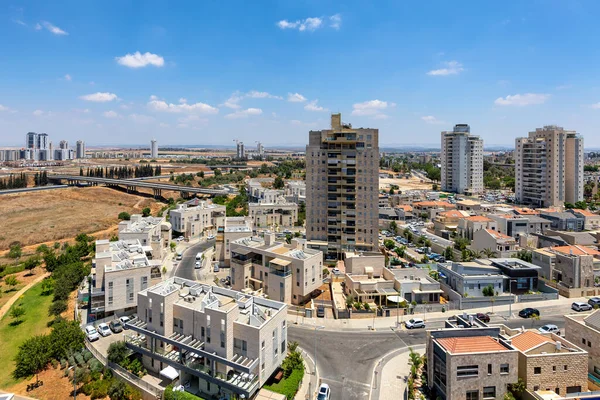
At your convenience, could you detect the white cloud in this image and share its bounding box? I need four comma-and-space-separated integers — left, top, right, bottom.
304, 100, 327, 112
277, 14, 341, 31
291, 120, 302, 125
222, 92, 243, 109
159, 123, 170, 128
33, 109, 52, 117
129, 113, 155, 123
177, 123, 189, 129
287, 93, 307, 102
421, 115, 445, 124
178, 115, 205, 124
116, 52, 165, 68
556, 84, 572, 90
41, 21, 68, 35
34, 23, 42, 30
221, 91, 282, 109
103, 110, 120, 119
13, 19, 27, 26
590, 103, 600, 109
148, 97, 219, 114
494, 93, 550, 106
246, 90, 282, 100
329, 14, 342, 29
0, 104, 16, 113
225, 108, 263, 119
351, 99, 395, 118
64, 74, 72, 81
119, 104, 130, 110
427, 60, 464, 76
72, 108, 90, 114
179, 98, 187, 104
80, 92, 118, 102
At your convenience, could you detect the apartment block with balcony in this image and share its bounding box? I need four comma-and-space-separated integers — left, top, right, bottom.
118, 214, 172, 260
515, 126, 584, 208
215, 217, 253, 267
440, 124, 484, 196
306, 113, 379, 259
284, 180, 306, 204
565, 310, 600, 383
87, 239, 161, 320
169, 201, 226, 239
229, 233, 322, 305
125, 278, 288, 399
249, 199, 298, 230
533, 245, 600, 289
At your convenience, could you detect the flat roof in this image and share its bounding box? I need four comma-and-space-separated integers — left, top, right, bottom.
436, 336, 508, 354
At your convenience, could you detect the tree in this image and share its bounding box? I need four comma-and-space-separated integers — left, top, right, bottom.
508, 378, 526, 399
574, 200, 588, 210
118, 212, 131, 221
108, 379, 135, 400
141, 207, 151, 217
108, 341, 129, 364
444, 246, 455, 261
512, 249, 532, 263
482, 248, 497, 258
8, 243, 22, 264
564, 202, 575, 209
281, 341, 304, 377
23, 256, 40, 274
13, 335, 50, 380
48, 320, 85, 360
389, 221, 398, 235
383, 239, 395, 250
461, 249, 473, 262
169, 242, 177, 252
36, 244, 50, 255
4, 275, 19, 289
10, 306, 25, 323
453, 236, 470, 251
273, 176, 285, 189
394, 246, 406, 258
531, 312, 540, 328
49, 300, 68, 316
482, 285, 495, 296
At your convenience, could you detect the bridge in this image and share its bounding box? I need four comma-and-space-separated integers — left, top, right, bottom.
48, 175, 228, 198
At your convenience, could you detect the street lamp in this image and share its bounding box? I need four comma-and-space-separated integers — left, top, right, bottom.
68, 366, 77, 400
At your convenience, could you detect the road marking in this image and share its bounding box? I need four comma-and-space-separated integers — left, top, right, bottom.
321, 377, 371, 389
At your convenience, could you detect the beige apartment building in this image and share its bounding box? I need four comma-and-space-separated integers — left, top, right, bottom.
215, 217, 253, 267
533, 245, 600, 288
249, 199, 298, 229
89, 239, 161, 320
306, 113, 379, 259
229, 233, 322, 305
118, 214, 171, 259
169, 201, 226, 239
565, 310, 600, 381
125, 278, 288, 399
440, 124, 484, 195
457, 216, 497, 240
515, 126, 584, 207
472, 229, 517, 258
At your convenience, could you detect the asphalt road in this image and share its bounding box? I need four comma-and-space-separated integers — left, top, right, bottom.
172, 239, 216, 281
289, 313, 567, 400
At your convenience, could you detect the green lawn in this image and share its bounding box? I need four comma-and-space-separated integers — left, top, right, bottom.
263, 367, 304, 400
0, 278, 53, 388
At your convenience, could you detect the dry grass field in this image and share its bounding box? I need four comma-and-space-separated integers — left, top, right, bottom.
0, 187, 162, 252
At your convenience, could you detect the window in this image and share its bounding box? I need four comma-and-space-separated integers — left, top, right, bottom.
582, 338, 587, 345
487, 364, 492, 375
483, 387, 496, 399
534, 367, 542, 375
108, 282, 113, 306
466, 390, 479, 400
564, 365, 568, 371
126, 278, 134, 303
141, 276, 148, 291
500, 364, 509, 374
457, 365, 479, 377
553, 365, 556, 372
589, 342, 592, 348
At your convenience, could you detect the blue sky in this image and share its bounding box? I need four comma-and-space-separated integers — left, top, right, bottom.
2, 0, 600, 148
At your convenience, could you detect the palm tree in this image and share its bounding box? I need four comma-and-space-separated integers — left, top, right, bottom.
470, 250, 483, 259
482, 248, 497, 258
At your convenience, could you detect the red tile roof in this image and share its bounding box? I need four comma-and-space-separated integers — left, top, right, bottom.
485, 229, 514, 240
511, 331, 553, 352
467, 216, 493, 222
552, 245, 600, 257
572, 209, 597, 217
414, 201, 456, 208
436, 336, 508, 354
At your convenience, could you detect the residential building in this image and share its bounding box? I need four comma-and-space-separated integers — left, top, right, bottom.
533, 245, 600, 288
247, 179, 282, 203
284, 180, 306, 204
440, 124, 484, 195
539, 210, 584, 232
215, 217, 253, 267
515, 126, 584, 207
456, 199, 482, 212
433, 210, 470, 236
489, 214, 551, 239
306, 113, 379, 259
509, 330, 588, 394
230, 233, 322, 304
472, 229, 517, 258
118, 214, 171, 259
488, 258, 540, 294
565, 310, 600, 382
438, 262, 505, 297
125, 278, 288, 399
150, 139, 158, 159
568, 209, 600, 230
76, 140, 86, 159
236, 141, 245, 159
249, 199, 298, 229
89, 239, 161, 320
169, 201, 226, 239
457, 216, 497, 240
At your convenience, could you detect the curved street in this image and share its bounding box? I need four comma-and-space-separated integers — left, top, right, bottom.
172, 238, 216, 281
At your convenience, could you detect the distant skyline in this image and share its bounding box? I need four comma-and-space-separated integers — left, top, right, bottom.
2, 1, 600, 146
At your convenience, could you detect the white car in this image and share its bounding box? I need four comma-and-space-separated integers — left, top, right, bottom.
119, 316, 131, 328
572, 302, 593, 312
405, 318, 426, 329
195, 261, 201, 269
538, 324, 560, 334
207, 235, 215, 240
317, 383, 331, 400
85, 325, 100, 342
97, 323, 112, 337
331, 268, 340, 274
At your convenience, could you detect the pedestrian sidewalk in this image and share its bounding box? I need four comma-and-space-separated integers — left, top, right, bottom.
289, 294, 580, 332
0, 272, 50, 320
374, 345, 425, 400
295, 347, 319, 400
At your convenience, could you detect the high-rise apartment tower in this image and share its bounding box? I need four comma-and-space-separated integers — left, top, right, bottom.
306, 113, 379, 259
76, 140, 86, 159
440, 124, 484, 195
515, 125, 583, 207
150, 139, 158, 159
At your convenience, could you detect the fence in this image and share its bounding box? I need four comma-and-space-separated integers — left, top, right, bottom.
85, 341, 164, 400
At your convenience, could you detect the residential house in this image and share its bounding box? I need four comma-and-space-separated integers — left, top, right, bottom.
248, 198, 298, 229
438, 262, 505, 297
413, 200, 456, 220
433, 210, 470, 236
565, 310, 600, 382
118, 214, 171, 260
169, 201, 226, 239
568, 209, 600, 230
472, 229, 517, 258
539, 210, 584, 232
215, 217, 253, 267
489, 214, 551, 239
533, 245, 600, 288
457, 216, 497, 240
456, 199, 482, 212
284, 180, 306, 204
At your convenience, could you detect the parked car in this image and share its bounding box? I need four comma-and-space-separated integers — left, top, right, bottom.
405, 318, 426, 329
109, 320, 123, 333
119, 316, 131, 328
332, 268, 340, 274
518, 308, 540, 318
475, 313, 490, 323
85, 325, 100, 342
572, 302, 593, 312
195, 260, 201, 269
97, 323, 111, 337
317, 307, 325, 318
207, 235, 215, 240
588, 297, 600, 308
538, 324, 560, 334
317, 383, 331, 400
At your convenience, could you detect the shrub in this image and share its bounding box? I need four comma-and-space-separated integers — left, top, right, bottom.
164, 385, 205, 400
108, 341, 129, 364
13, 335, 51, 379
264, 367, 304, 399
89, 359, 103, 373
49, 300, 68, 316
51, 359, 59, 369
60, 359, 67, 369
83, 350, 93, 362
118, 212, 131, 221
75, 353, 85, 366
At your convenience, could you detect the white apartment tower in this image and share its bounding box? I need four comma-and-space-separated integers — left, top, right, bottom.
306, 113, 379, 259
76, 140, 86, 159
236, 141, 245, 159
440, 124, 484, 195
515, 125, 584, 207
150, 139, 158, 159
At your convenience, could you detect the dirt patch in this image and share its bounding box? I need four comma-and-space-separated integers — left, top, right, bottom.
6, 366, 93, 400
379, 176, 433, 192
0, 187, 163, 252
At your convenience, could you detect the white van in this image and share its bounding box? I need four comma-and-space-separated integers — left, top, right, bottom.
176, 251, 183, 260
196, 253, 203, 261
